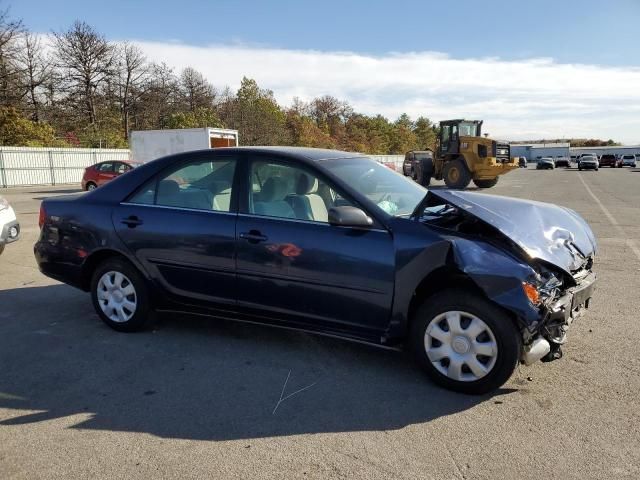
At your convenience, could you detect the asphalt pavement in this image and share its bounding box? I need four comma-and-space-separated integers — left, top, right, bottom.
1, 165, 639, 479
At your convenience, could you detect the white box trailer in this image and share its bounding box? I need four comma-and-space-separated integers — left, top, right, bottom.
130, 127, 239, 163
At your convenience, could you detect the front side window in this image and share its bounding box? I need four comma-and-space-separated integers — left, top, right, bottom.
115, 163, 131, 174
249, 160, 354, 223
128, 157, 236, 212
441, 126, 451, 143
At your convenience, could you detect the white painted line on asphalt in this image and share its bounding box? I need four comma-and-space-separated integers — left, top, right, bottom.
577, 173, 640, 261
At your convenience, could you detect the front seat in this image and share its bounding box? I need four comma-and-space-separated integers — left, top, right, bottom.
253, 177, 295, 218
290, 173, 328, 222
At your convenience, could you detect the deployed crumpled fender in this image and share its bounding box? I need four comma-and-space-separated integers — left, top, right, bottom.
445, 236, 541, 328
386, 218, 541, 342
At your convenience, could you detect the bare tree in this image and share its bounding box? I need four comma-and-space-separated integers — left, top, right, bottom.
179, 67, 215, 111
116, 42, 147, 139
53, 21, 114, 125
0, 7, 23, 106
16, 33, 51, 121
138, 62, 179, 129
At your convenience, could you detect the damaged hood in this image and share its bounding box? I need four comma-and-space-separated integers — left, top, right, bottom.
429, 190, 597, 274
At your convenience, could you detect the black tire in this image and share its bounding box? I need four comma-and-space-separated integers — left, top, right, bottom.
86, 182, 97, 191
409, 289, 521, 394
0, 244, 4, 256
472, 177, 499, 189
90, 257, 154, 332
413, 160, 433, 187
443, 159, 472, 189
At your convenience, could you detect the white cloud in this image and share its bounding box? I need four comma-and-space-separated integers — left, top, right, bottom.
134, 40, 640, 143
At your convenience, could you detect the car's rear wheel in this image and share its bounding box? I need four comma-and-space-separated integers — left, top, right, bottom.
0, 244, 4, 256
410, 289, 521, 394
90, 258, 154, 332
86, 182, 97, 191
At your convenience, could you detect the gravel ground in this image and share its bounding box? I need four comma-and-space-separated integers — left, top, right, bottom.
1, 165, 639, 479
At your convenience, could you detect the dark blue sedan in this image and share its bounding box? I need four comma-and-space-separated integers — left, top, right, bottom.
35, 147, 597, 394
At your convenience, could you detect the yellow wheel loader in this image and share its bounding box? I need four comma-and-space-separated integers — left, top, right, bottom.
403, 119, 518, 189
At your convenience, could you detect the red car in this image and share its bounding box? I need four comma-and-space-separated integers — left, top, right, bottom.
598, 154, 617, 168
81, 160, 140, 191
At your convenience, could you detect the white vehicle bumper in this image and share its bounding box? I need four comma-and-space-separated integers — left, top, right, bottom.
0, 206, 20, 245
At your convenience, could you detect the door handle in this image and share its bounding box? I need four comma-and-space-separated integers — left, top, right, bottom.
239, 230, 268, 243
121, 215, 143, 228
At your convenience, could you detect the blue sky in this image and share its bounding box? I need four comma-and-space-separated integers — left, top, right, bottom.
15, 0, 639, 65
12, 0, 640, 141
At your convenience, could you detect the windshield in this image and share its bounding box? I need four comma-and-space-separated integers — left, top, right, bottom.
322, 157, 426, 217
458, 122, 479, 136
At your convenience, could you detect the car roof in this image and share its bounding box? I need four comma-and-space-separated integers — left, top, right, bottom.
211, 146, 364, 161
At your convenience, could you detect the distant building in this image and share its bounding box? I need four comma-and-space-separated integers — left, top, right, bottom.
511, 142, 640, 160
570, 145, 640, 157
510, 143, 570, 161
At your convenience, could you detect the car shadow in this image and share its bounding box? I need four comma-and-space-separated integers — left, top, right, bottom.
0, 284, 514, 441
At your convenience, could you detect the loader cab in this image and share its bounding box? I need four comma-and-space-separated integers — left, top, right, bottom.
438, 119, 483, 156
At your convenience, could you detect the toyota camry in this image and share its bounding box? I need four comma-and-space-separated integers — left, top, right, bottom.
35, 147, 597, 394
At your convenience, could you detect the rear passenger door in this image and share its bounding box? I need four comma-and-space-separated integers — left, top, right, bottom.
114, 153, 239, 309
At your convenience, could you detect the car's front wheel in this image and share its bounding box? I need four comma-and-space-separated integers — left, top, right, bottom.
410, 289, 521, 394
90, 258, 154, 332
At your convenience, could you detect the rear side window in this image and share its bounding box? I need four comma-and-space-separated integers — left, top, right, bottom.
98, 162, 114, 172
128, 157, 237, 212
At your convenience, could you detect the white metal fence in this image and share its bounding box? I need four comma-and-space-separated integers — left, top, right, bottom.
0, 148, 403, 188
0, 146, 131, 188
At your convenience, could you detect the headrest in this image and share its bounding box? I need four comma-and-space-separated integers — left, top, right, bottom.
295, 173, 319, 195
158, 179, 179, 197
261, 176, 289, 201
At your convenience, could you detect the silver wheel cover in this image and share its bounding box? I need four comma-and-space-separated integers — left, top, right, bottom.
97, 271, 137, 323
424, 311, 498, 382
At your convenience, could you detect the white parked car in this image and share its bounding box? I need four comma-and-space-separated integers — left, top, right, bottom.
0, 195, 20, 255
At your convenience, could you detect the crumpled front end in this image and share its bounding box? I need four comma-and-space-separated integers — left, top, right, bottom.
416, 190, 598, 366
522, 258, 596, 363
447, 236, 597, 365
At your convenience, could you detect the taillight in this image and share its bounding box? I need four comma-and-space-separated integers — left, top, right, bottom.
38, 204, 46, 229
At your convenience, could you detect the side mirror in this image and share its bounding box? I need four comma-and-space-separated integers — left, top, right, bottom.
328, 206, 373, 228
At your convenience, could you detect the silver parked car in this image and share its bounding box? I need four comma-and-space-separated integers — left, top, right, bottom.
620, 154, 637, 167
536, 157, 555, 170
578, 155, 599, 171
